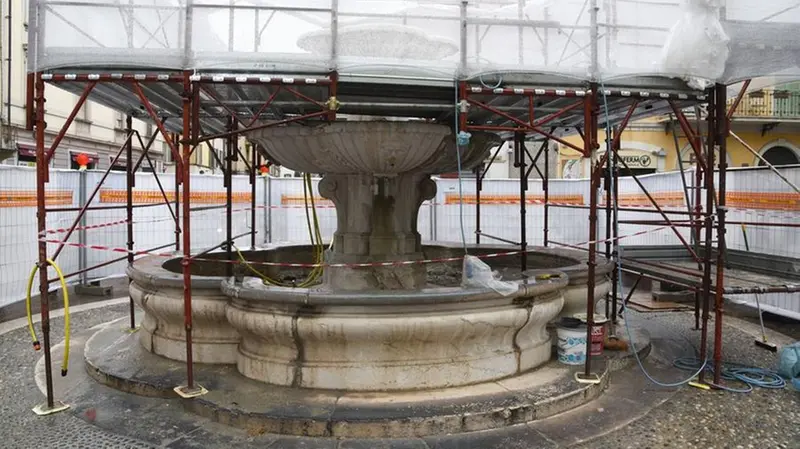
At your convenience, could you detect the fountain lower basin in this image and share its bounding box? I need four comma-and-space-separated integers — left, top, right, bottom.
128, 242, 611, 391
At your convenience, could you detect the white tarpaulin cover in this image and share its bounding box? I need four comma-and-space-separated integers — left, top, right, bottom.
27, 0, 800, 86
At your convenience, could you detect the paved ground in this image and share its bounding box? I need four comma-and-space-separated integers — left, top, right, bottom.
574, 311, 800, 449
0, 295, 797, 448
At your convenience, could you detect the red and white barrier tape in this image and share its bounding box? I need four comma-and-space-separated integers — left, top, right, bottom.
40, 219, 130, 236
37, 223, 675, 268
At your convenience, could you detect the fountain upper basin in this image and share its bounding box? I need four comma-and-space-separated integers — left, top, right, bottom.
250, 121, 498, 175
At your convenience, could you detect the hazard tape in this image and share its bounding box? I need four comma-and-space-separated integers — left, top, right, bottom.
37, 223, 676, 269
40, 219, 130, 236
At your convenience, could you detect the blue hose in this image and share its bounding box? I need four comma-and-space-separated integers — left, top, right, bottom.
673, 357, 786, 392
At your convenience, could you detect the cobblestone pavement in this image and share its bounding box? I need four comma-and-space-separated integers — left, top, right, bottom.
0, 304, 154, 448
574, 311, 800, 449
0, 303, 797, 448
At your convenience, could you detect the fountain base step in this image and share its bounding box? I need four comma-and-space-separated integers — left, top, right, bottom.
84, 319, 651, 439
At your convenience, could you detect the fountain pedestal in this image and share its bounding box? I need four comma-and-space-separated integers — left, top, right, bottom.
319, 172, 436, 290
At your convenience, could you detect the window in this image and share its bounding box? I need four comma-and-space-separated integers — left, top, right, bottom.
759, 146, 800, 167
16, 144, 36, 166
110, 157, 128, 172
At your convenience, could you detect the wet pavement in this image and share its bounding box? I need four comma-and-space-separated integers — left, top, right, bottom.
0, 295, 797, 448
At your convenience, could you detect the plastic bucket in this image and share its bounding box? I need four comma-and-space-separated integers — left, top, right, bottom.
556, 317, 587, 365
574, 313, 609, 356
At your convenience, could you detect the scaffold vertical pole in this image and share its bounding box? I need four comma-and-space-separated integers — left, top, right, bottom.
543, 139, 550, 247
251, 145, 258, 249
604, 127, 612, 318
610, 126, 620, 324
174, 133, 181, 252
126, 114, 135, 329
34, 72, 55, 410
514, 132, 528, 272
699, 88, 716, 383
712, 83, 728, 384
226, 116, 234, 277
584, 84, 598, 378
179, 71, 197, 395
475, 164, 481, 245
692, 106, 704, 330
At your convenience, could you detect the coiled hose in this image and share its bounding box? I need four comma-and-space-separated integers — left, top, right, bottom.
236, 173, 325, 287
673, 357, 786, 392
26, 258, 71, 376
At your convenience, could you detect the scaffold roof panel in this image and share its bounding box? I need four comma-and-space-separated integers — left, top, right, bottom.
27, 1, 800, 88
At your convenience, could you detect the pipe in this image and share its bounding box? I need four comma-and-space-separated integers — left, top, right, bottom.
730, 131, 800, 195
475, 165, 481, 245
126, 114, 135, 329
26, 73, 34, 131
712, 83, 728, 385
51, 133, 135, 261
610, 126, 620, 324
692, 106, 704, 330
175, 143, 181, 252
44, 82, 97, 165
6, 0, 10, 130
474, 231, 519, 246
549, 204, 703, 216
584, 85, 598, 378
26, 259, 70, 376
251, 145, 258, 249
604, 133, 613, 323
543, 139, 550, 247
78, 169, 87, 284
517, 133, 528, 273
34, 73, 55, 408
46, 202, 164, 213
50, 243, 174, 283
698, 87, 716, 384
181, 71, 194, 389
226, 117, 234, 277
143, 153, 178, 225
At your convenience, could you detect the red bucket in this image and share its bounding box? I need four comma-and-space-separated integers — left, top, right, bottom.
574, 313, 609, 356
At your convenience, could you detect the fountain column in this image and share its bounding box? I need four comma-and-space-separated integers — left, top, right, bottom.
319, 172, 436, 290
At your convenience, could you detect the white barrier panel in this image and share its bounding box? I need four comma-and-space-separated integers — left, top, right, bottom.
1, 165, 798, 319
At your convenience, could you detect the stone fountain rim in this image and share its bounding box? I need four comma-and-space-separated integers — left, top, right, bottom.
126, 241, 611, 290
221, 270, 568, 308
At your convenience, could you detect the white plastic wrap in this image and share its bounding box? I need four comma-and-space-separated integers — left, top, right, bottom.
659, 0, 730, 90
26, 0, 800, 86
461, 255, 519, 297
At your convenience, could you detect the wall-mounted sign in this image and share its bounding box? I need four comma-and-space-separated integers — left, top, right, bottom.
606, 149, 657, 169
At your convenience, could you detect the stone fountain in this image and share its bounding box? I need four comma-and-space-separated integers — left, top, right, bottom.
128, 120, 614, 393
221, 120, 569, 391
110, 116, 619, 438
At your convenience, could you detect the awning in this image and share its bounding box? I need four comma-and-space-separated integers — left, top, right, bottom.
16, 143, 36, 157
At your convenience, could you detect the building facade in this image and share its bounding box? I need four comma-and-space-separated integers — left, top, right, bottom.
555, 86, 800, 178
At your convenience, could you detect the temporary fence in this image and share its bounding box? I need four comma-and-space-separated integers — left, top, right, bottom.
1, 164, 798, 316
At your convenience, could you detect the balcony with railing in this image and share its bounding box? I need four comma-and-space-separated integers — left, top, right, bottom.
729, 89, 800, 120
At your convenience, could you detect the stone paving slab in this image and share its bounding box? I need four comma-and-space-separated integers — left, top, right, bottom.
10, 299, 797, 448
80, 317, 650, 439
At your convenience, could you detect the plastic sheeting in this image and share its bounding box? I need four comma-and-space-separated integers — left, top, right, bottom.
26, 1, 800, 86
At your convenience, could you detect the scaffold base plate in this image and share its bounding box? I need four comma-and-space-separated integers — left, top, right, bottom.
174, 384, 208, 398
32, 400, 70, 416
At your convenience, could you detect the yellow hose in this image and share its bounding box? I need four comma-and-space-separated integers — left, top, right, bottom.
236, 173, 325, 288
25, 259, 71, 377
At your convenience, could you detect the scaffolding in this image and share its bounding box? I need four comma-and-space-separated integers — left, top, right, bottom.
25, 0, 800, 411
